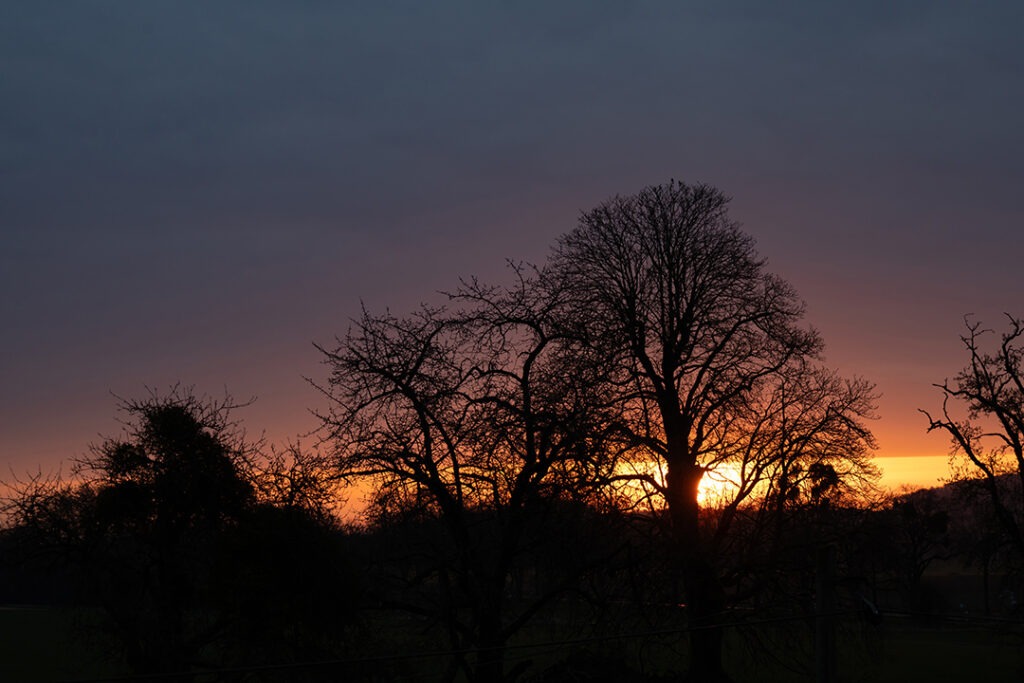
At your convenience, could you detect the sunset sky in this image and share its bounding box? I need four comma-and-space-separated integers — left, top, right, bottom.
3, 3, 1022, 491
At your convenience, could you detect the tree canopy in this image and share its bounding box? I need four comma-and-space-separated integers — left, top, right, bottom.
2, 389, 360, 677
548, 180, 877, 682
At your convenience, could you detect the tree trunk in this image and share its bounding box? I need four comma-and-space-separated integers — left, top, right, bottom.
476, 643, 506, 683
667, 460, 732, 683
682, 556, 730, 683
475, 590, 507, 683
982, 555, 991, 616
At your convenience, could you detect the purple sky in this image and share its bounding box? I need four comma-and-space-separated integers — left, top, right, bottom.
3, 3, 1023, 486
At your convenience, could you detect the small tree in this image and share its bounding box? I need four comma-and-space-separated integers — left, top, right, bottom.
47, 390, 256, 673
922, 315, 1024, 560
2, 389, 360, 678
713, 362, 878, 603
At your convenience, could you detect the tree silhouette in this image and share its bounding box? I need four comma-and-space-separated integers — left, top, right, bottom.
923, 315, 1024, 558
316, 267, 619, 683
549, 180, 876, 682
2, 389, 360, 678
22, 390, 258, 673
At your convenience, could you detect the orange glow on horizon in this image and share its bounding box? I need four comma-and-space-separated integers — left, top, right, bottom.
616, 453, 953, 511
875, 454, 949, 492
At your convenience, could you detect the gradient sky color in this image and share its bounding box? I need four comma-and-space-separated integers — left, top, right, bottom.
3, 3, 1023, 490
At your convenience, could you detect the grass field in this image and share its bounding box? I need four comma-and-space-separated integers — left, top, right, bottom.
1, 605, 1021, 682
0, 606, 125, 682
874, 621, 1023, 683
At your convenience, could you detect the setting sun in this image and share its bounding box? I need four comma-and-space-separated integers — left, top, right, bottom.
614, 460, 744, 508
697, 465, 742, 507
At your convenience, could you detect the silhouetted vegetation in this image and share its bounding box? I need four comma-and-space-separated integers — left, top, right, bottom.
314, 269, 623, 682
3, 183, 1024, 682
547, 181, 878, 682
923, 315, 1024, 561
1, 388, 363, 680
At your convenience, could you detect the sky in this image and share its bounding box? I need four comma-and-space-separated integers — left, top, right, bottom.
3, 2, 1023, 491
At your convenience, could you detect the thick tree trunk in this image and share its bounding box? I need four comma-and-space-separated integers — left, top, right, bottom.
668, 460, 732, 683
476, 643, 506, 683
475, 589, 507, 683
682, 556, 729, 683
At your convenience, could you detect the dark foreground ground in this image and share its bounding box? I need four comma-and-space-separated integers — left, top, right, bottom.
2, 603, 1021, 683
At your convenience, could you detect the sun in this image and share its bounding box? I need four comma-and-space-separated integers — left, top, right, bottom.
697, 464, 741, 507
614, 460, 743, 508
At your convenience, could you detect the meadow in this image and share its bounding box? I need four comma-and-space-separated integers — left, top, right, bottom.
3, 601, 1020, 683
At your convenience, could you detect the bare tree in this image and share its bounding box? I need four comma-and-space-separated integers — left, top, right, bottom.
738, 363, 878, 535
922, 315, 1024, 557
550, 180, 876, 682
699, 362, 877, 598
315, 267, 619, 683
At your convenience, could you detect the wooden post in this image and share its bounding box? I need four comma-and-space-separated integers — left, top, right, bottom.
816, 544, 837, 683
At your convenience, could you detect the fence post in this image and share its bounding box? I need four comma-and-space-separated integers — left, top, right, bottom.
816, 544, 837, 683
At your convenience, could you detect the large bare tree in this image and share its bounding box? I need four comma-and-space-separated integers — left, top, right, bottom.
315, 268, 618, 683
550, 180, 875, 682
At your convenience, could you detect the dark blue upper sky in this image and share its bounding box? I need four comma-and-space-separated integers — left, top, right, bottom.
3, 2, 1023, 482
